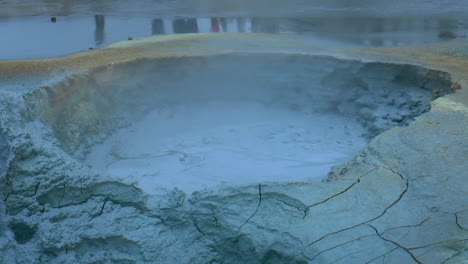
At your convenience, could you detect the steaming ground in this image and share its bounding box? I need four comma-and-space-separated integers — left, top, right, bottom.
85, 101, 366, 194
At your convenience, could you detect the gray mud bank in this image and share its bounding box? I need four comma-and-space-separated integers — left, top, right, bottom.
0, 52, 466, 263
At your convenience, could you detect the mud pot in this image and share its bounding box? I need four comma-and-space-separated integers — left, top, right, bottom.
25, 54, 452, 194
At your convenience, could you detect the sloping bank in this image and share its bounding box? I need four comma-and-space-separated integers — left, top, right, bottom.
0, 34, 466, 263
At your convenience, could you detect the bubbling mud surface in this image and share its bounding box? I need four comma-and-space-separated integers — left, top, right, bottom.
23, 54, 451, 195
85, 101, 366, 193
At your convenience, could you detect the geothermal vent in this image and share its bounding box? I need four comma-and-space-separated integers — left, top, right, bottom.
26, 54, 453, 194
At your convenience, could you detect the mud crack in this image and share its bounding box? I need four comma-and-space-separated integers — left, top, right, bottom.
455, 212, 467, 230
363, 247, 399, 264
89, 198, 108, 220
441, 249, 467, 264
238, 183, 262, 233
304, 233, 375, 262
368, 224, 422, 264
211, 208, 218, 227
303, 175, 409, 250
303, 217, 430, 262
381, 217, 430, 236
303, 167, 377, 219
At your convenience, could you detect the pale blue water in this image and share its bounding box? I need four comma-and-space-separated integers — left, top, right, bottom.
1, 0, 468, 59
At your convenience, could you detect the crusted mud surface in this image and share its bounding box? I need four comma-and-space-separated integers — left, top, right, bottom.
0, 34, 467, 263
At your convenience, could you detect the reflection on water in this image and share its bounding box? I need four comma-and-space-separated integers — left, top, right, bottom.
152, 17, 253, 35
94, 15, 105, 46
0, 14, 467, 59
3, 0, 468, 18
152, 19, 164, 35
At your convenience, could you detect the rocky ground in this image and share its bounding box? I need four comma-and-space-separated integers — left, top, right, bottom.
0, 34, 467, 263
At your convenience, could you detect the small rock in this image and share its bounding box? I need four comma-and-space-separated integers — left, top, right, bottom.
426, 120, 441, 125
438, 31, 457, 39
451, 82, 462, 90
9, 221, 38, 244
390, 117, 404, 122
51, 17, 57, 23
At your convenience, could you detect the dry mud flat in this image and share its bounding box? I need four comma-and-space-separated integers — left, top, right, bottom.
0, 34, 467, 263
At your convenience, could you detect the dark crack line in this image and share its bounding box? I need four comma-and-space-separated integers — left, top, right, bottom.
363, 160, 406, 181
407, 238, 468, 251
303, 181, 358, 219
89, 198, 108, 221
43, 189, 150, 217
161, 239, 178, 250
393, 226, 412, 244
98, 199, 107, 215
10, 201, 35, 216
303, 167, 377, 219
4, 192, 11, 202
304, 178, 409, 249
58, 182, 67, 208
34, 182, 40, 196
304, 223, 365, 251
366, 179, 409, 222
328, 249, 368, 264
368, 224, 422, 264
363, 247, 399, 264
376, 163, 408, 183
440, 249, 467, 264
455, 213, 466, 230
194, 222, 206, 236
305, 233, 376, 262
305, 217, 428, 262
386, 167, 406, 181
210, 208, 218, 227
382, 217, 430, 235
238, 184, 262, 233
273, 198, 303, 212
